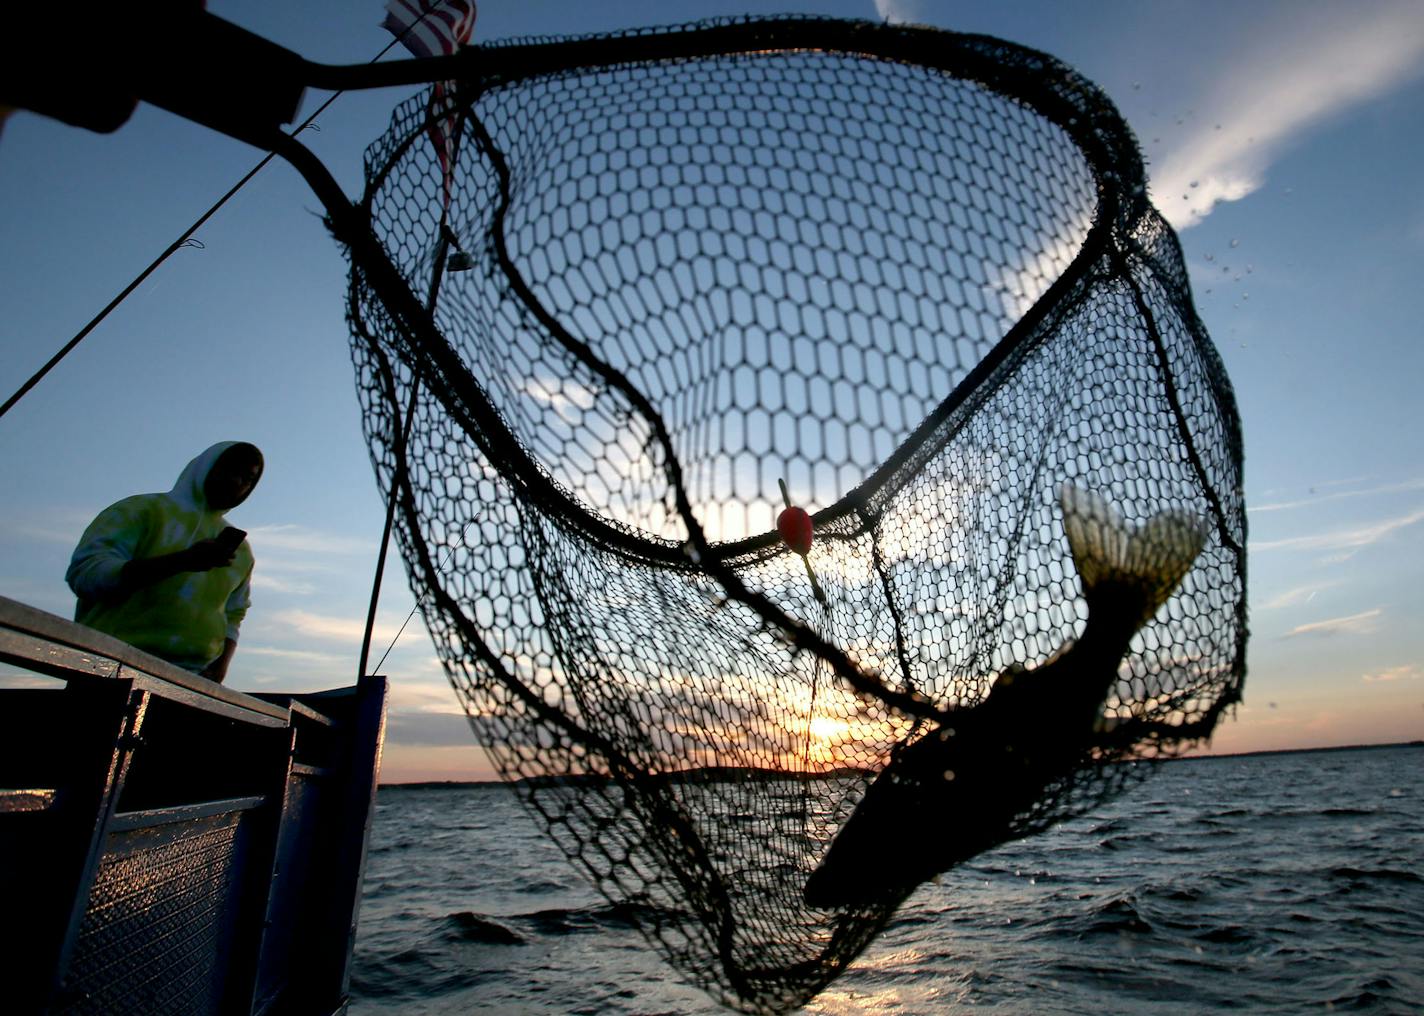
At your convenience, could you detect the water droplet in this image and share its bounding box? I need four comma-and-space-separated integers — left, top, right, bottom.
1229, 238, 1240, 248
1132, 81, 1141, 90
1189, 180, 1199, 189
1204, 253, 1215, 262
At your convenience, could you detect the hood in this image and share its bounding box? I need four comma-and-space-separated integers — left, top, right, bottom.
169, 441, 254, 513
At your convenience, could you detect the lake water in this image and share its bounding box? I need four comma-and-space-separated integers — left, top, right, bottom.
349, 744, 1422, 1014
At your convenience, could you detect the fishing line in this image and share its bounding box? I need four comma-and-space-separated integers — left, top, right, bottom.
369, 531, 468, 675
0, 15, 441, 422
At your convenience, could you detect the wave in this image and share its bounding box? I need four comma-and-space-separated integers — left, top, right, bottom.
348, 946, 489, 1000
1329, 866, 1423, 884
522, 899, 673, 936
350, 745, 1424, 1014
1077, 896, 1153, 937
1097, 831, 1160, 851
1146, 883, 1202, 903
442, 911, 525, 945
1194, 923, 1251, 944
1327, 975, 1405, 1011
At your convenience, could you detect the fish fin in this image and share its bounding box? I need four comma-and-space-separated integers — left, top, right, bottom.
1060, 484, 1207, 625
1060, 485, 1128, 590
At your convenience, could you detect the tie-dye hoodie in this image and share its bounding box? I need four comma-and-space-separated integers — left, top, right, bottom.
66, 442, 255, 672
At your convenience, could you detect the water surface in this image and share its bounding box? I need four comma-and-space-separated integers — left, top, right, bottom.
350, 744, 1423, 1013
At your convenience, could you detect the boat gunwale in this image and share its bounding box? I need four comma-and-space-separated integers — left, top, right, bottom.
0, 594, 291, 724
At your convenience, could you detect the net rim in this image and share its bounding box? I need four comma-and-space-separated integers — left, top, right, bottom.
372, 16, 1149, 567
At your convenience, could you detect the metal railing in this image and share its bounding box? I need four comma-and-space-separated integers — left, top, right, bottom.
0, 595, 387, 1016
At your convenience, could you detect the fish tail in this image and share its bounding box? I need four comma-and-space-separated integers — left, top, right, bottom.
1060, 484, 1207, 625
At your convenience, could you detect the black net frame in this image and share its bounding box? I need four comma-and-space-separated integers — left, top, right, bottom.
277, 17, 1248, 1013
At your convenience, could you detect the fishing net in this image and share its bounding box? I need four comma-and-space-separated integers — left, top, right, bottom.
337, 17, 1246, 1013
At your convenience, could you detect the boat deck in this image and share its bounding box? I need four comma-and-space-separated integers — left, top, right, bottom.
0, 595, 387, 1016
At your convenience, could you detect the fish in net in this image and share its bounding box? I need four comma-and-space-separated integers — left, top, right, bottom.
334, 17, 1247, 1013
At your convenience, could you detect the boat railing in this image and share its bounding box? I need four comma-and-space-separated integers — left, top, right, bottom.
0, 594, 387, 1016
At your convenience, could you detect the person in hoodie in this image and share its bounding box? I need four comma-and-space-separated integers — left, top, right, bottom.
66, 442, 264, 683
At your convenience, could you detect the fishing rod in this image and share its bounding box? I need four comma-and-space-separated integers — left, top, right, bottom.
0, 4, 459, 422
2, 1, 473, 679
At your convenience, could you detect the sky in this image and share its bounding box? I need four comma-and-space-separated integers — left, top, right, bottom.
2, 0, 1422, 782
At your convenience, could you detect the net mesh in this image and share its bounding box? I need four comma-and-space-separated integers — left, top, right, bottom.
339, 18, 1246, 1013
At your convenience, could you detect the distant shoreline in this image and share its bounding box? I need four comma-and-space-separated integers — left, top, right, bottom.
378, 739, 1422, 790
1177, 739, 1423, 763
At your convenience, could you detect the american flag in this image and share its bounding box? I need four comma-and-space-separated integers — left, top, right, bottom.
382, 0, 477, 210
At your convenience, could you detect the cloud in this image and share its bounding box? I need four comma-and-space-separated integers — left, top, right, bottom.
0, 577, 72, 617
0, 671, 57, 689
240, 524, 380, 599
519, 375, 598, 422
386, 710, 478, 747
1256, 582, 1333, 610
246, 524, 371, 556
1282, 608, 1382, 639
273, 608, 406, 646
241, 645, 348, 667
1251, 507, 1424, 554
0, 507, 100, 546
250, 572, 319, 595
1362, 664, 1422, 684
1151, 3, 1424, 228
1251, 477, 1424, 514
873, 0, 925, 24
388, 678, 460, 713
4, 522, 80, 546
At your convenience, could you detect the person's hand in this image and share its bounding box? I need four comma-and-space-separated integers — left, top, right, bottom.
181, 538, 237, 573
119, 540, 237, 594
202, 638, 238, 684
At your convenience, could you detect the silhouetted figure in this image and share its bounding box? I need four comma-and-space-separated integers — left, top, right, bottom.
67, 441, 263, 683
